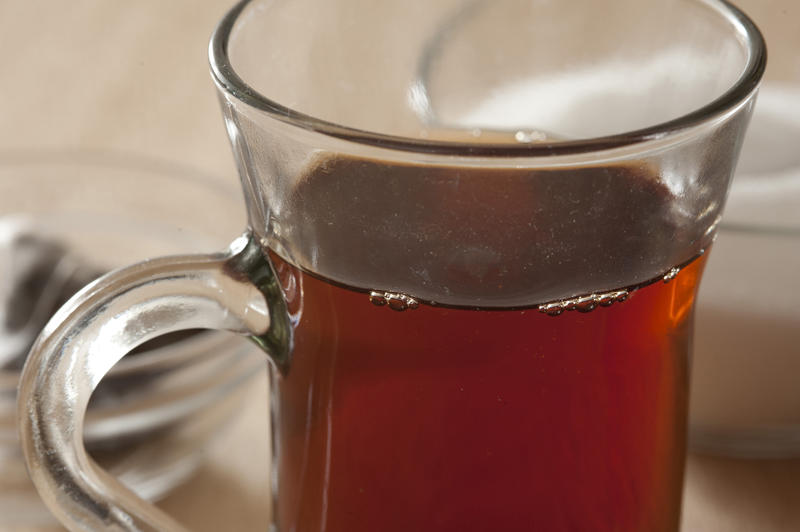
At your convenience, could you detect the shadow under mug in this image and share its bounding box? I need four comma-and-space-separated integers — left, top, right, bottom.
18, 0, 765, 531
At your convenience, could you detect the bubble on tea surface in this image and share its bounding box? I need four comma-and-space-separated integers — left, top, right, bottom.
596, 292, 618, 307
370, 291, 419, 312
369, 291, 388, 307
663, 267, 680, 283
538, 302, 565, 317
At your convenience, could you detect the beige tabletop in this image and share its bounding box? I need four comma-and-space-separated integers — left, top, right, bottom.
3, 1, 800, 530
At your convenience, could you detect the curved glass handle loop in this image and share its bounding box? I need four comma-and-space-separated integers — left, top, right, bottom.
17, 232, 289, 531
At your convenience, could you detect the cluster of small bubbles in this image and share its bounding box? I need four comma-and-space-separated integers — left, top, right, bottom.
538, 290, 629, 317
662, 267, 680, 283
369, 291, 419, 311
514, 130, 547, 143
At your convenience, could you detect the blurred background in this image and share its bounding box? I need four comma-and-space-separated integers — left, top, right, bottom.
0, 1, 272, 530
1, 0, 798, 530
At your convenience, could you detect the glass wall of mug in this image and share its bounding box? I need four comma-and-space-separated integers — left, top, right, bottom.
18, 1, 765, 531
689, 0, 800, 458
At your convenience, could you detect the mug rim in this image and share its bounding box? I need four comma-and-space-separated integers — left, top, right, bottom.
209, 0, 766, 157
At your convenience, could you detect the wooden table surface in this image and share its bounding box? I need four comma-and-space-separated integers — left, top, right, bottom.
3, 1, 799, 530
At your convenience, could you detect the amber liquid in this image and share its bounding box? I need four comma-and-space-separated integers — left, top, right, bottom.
269, 252, 705, 532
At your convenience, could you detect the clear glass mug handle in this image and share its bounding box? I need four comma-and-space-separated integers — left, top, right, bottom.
17, 232, 290, 531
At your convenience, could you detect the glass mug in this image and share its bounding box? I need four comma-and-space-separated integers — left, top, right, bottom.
18, 0, 764, 531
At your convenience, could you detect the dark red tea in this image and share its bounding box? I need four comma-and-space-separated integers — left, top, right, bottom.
268, 251, 704, 532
